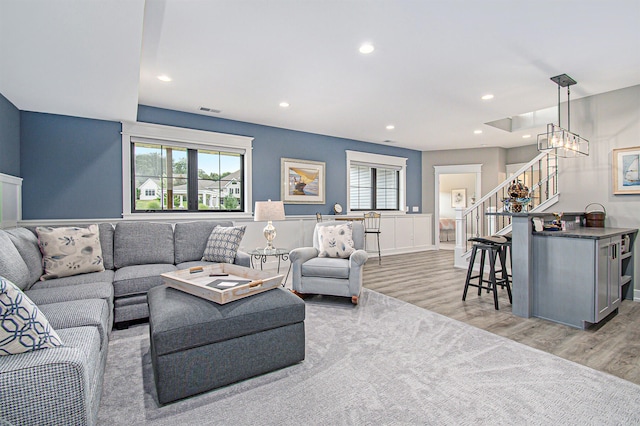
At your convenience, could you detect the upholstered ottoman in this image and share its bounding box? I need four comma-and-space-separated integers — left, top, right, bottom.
147, 285, 306, 404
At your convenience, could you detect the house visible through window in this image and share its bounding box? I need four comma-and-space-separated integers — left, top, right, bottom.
132, 142, 244, 212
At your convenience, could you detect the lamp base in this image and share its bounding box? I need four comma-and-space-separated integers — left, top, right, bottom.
263, 221, 277, 252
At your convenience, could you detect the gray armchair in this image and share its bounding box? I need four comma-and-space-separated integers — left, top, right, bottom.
289, 221, 368, 304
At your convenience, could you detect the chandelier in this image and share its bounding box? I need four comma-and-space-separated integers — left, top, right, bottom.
537, 74, 589, 157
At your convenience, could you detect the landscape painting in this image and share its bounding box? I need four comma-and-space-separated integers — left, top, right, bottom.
613, 147, 640, 195
281, 158, 325, 204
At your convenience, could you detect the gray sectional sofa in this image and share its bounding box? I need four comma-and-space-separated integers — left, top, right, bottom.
0, 220, 249, 426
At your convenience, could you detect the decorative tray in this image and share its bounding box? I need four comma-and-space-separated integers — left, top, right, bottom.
161, 263, 283, 304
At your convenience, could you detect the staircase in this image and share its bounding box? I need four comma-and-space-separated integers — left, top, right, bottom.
453, 151, 559, 269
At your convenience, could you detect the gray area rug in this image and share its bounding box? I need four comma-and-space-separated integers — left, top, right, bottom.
98, 289, 640, 425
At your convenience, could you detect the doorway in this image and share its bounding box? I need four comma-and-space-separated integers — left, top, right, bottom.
433, 164, 482, 251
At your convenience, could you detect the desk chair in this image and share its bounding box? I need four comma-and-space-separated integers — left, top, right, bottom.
363, 211, 381, 264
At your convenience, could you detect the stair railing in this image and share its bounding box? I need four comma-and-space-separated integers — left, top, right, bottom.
454, 152, 558, 266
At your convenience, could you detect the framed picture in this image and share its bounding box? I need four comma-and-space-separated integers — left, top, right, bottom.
281, 158, 325, 204
451, 188, 466, 208
613, 147, 640, 195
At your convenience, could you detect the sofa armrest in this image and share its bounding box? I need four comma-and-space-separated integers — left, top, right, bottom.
0, 346, 91, 425
349, 249, 369, 267
234, 250, 251, 268
289, 247, 319, 265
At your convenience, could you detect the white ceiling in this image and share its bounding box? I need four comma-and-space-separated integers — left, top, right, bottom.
1, 0, 639, 151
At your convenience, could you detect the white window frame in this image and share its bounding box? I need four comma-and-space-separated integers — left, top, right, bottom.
121, 121, 253, 220
346, 150, 407, 214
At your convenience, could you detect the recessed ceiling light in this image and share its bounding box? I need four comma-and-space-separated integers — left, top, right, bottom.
386, 125, 395, 130
481, 94, 494, 100
279, 102, 290, 108
157, 75, 172, 82
359, 43, 375, 54
522, 134, 531, 139
474, 130, 483, 134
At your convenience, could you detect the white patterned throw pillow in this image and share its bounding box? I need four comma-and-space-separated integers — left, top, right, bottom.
36, 225, 105, 280
318, 223, 355, 258
0, 276, 63, 356
202, 225, 246, 263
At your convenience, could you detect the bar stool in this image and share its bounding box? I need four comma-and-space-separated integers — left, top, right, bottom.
462, 236, 512, 310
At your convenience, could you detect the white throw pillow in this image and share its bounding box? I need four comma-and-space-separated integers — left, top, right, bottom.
318, 223, 355, 258
201, 225, 246, 263
0, 276, 63, 356
36, 225, 105, 280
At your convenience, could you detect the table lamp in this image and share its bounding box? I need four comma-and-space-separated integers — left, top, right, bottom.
254, 200, 285, 252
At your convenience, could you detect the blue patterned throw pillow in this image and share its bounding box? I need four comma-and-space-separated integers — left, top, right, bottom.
201, 225, 246, 264
318, 223, 355, 258
0, 276, 63, 356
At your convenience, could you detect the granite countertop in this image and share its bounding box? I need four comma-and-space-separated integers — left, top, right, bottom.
533, 227, 637, 239
487, 211, 585, 217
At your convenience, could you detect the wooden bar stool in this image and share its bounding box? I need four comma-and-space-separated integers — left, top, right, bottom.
462, 236, 512, 310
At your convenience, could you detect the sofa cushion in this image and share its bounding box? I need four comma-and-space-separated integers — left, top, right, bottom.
5, 228, 43, 287
28, 270, 115, 291
114, 222, 174, 268
26, 281, 114, 308
96, 223, 115, 270
201, 225, 246, 264
39, 299, 110, 348
0, 231, 31, 290
174, 220, 234, 264
317, 223, 355, 259
301, 257, 350, 279
36, 225, 105, 280
0, 276, 63, 356
113, 264, 177, 298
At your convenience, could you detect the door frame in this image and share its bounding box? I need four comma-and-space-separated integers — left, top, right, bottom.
433, 164, 482, 250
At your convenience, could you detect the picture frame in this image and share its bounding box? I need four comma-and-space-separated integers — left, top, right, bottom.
281, 158, 325, 204
613, 147, 640, 195
451, 188, 466, 208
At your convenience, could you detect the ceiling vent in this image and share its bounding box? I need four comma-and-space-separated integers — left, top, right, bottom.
198, 106, 221, 114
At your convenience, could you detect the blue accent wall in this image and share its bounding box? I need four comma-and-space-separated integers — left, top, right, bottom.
16, 106, 421, 220
20, 112, 122, 219
0, 93, 20, 176
138, 105, 423, 216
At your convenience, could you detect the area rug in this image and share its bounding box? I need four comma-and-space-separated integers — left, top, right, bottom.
98, 289, 640, 425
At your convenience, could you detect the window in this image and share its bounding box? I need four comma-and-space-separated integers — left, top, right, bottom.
346, 150, 406, 213
122, 122, 253, 218
132, 143, 243, 212
349, 165, 399, 210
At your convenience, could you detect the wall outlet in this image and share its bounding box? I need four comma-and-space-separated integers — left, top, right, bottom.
412, 206, 419, 212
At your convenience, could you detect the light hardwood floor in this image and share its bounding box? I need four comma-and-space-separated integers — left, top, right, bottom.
363, 250, 640, 385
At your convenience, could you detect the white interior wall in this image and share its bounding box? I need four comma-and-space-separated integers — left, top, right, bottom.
439, 173, 477, 218
545, 85, 640, 296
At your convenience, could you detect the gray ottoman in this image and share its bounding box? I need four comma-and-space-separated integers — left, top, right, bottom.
148, 286, 306, 405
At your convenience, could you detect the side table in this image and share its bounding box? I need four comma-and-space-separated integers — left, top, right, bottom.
248, 248, 291, 285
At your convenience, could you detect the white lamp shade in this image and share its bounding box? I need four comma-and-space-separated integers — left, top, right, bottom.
254, 200, 285, 221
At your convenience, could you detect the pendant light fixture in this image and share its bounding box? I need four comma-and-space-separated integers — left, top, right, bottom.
537, 74, 589, 157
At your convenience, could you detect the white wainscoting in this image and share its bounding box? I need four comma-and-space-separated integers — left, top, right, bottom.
0, 173, 22, 229
235, 214, 434, 268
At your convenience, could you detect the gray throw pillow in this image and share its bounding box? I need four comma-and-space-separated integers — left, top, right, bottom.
201, 225, 246, 264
